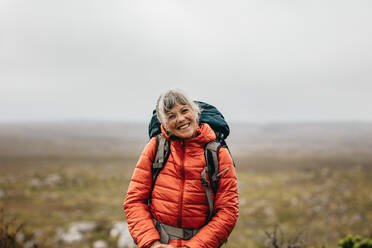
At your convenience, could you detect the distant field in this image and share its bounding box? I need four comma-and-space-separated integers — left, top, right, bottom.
1, 122, 372, 159
1, 122, 372, 247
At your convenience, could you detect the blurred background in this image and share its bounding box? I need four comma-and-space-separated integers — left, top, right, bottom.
1, 0, 372, 247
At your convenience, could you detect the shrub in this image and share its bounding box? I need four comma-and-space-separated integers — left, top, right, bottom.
0, 208, 24, 248
338, 235, 372, 248
264, 225, 306, 248
355, 239, 372, 248
0, 208, 38, 248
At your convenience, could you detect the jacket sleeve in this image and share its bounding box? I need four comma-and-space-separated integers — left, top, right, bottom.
185, 147, 239, 248
123, 137, 160, 248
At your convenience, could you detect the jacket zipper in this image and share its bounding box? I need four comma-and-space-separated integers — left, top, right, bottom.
178, 140, 185, 229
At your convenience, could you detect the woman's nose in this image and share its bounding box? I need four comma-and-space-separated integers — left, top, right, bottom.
177, 113, 185, 122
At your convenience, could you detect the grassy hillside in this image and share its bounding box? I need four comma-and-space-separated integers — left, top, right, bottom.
1, 122, 371, 247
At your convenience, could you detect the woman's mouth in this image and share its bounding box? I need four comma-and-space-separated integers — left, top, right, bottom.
177, 123, 190, 130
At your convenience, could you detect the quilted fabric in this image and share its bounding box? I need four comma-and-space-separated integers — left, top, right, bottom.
124, 123, 239, 248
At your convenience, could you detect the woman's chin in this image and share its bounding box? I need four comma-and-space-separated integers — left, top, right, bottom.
174, 130, 190, 139
177, 133, 190, 139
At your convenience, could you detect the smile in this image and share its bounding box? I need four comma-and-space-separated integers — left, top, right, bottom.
177, 123, 190, 130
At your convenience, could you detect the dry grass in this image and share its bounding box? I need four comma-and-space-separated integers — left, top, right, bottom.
1, 155, 372, 247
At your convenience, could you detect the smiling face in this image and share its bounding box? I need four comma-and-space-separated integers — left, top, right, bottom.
164, 103, 199, 139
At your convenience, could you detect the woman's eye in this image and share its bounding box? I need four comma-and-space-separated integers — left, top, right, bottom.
168, 114, 175, 120
182, 109, 189, 114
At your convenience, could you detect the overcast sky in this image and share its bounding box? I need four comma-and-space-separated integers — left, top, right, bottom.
1, 0, 371, 123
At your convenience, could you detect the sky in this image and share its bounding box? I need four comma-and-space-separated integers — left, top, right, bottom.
1, 0, 371, 123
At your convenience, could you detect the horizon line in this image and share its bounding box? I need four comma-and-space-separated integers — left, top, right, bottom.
0, 119, 371, 125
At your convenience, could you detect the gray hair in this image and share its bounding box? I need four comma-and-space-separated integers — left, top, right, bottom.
156, 89, 201, 125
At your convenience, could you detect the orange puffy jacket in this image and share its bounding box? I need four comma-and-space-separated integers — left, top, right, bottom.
123, 123, 239, 248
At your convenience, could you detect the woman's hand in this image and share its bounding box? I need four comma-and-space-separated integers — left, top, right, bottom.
150, 241, 161, 248
150, 241, 177, 248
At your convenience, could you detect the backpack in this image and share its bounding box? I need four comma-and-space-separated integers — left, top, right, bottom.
147, 101, 234, 222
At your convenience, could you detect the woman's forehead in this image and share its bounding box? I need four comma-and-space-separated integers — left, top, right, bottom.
166, 103, 190, 113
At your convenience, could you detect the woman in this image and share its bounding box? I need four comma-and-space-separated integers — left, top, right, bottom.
124, 89, 238, 248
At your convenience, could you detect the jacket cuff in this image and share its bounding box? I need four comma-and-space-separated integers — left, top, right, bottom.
185, 237, 206, 248
141, 237, 160, 248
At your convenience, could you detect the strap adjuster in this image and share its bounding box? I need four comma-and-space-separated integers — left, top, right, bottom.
200, 177, 209, 187
200, 167, 209, 187
183, 229, 193, 240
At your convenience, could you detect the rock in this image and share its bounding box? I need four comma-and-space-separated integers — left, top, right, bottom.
23, 240, 38, 248
45, 174, 63, 186
16, 231, 25, 243
69, 221, 96, 233
55, 226, 85, 244
60, 231, 84, 244
110, 222, 128, 238
117, 224, 134, 248
30, 178, 42, 187
93, 240, 108, 248
110, 221, 135, 247
55, 221, 96, 245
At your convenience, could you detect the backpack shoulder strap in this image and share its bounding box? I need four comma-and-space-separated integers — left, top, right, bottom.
200, 140, 221, 223
201, 140, 234, 223
204, 140, 221, 195
148, 134, 170, 204
153, 134, 170, 170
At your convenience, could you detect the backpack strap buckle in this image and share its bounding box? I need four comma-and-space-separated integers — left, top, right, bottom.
153, 219, 199, 242
183, 228, 194, 240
